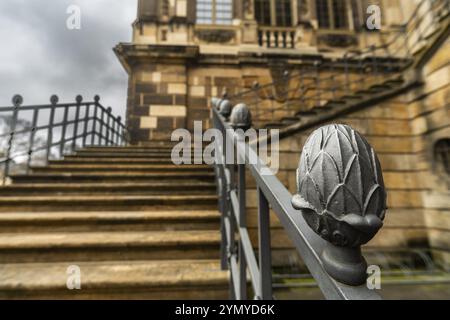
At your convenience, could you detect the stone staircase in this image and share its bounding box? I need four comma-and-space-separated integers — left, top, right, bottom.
0, 144, 228, 299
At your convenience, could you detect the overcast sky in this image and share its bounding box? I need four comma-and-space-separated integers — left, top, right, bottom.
0, 0, 137, 118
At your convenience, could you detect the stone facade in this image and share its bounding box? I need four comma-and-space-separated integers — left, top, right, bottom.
116, 0, 449, 267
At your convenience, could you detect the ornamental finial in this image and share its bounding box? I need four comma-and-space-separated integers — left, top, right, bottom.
219, 99, 232, 119
230, 103, 252, 130
291, 124, 386, 285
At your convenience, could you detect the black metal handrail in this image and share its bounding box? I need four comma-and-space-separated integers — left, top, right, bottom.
226, 0, 449, 126
0, 94, 129, 184
212, 100, 386, 300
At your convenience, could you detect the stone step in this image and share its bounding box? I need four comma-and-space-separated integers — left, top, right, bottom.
0, 181, 217, 196
76, 148, 181, 155
0, 210, 220, 233
0, 230, 221, 263
30, 164, 212, 173
68, 152, 203, 159
0, 260, 228, 299
52, 158, 180, 165
9, 172, 215, 184
0, 194, 217, 212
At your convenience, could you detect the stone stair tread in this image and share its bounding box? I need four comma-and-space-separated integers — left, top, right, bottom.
32, 164, 211, 170
0, 259, 228, 291
0, 181, 216, 190
0, 194, 217, 202
0, 230, 220, 249
11, 172, 215, 178
0, 210, 219, 223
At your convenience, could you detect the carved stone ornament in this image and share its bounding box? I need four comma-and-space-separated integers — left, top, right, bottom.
291, 124, 387, 285
195, 29, 236, 44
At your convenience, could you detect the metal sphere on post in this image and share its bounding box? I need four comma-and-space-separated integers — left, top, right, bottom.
94, 95, 100, 104
218, 99, 233, 120
76, 95, 83, 104
50, 95, 59, 105
12, 94, 23, 108
291, 124, 387, 286
230, 103, 252, 131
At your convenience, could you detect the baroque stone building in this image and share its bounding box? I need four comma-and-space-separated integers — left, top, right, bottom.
115, 0, 450, 268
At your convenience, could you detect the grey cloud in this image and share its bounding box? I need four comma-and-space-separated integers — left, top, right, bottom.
0, 0, 137, 118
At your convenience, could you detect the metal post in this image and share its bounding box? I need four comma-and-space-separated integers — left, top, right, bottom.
106, 107, 112, 146
82, 103, 90, 147
257, 187, 272, 300
3, 95, 22, 185
59, 104, 69, 156
116, 117, 121, 145
99, 107, 105, 146
238, 161, 247, 300
92, 96, 100, 145
26, 108, 39, 174
72, 95, 82, 152
46, 95, 58, 164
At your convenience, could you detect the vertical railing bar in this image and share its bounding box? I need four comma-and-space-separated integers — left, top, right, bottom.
26, 108, 39, 174
59, 104, 69, 157
257, 187, 272, 300
82, 104, 90, 148
238, 159, 248, 300
72, 97, 82, 152
46, 96, 57, 164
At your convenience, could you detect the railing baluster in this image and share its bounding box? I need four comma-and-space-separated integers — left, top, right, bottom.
82, 103, 90, 148
257, 187, 272, 300
46, 95, 58, 164
26, 108, 39, 174
238, 161, 247, 300
100, 107, 105, 146
92, 96, 100, 145
59, 104, 69, 156
106, 107, 112, 146
72, 95, 82, 152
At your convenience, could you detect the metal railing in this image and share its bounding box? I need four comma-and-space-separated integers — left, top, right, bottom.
0, 94, 129, 184
229, 0, 449, 127
212, 99, 386, 300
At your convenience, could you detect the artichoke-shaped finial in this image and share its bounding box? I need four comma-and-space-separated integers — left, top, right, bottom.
230, 103, 252, 130
94, 95, 100, 103
219, 99, 232, 119
292, 124, 387, 285
50, 95, 59, 105
76, 95, 83, 104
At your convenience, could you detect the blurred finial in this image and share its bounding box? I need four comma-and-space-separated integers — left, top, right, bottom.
12, 94, 23, 107
50, 95, 59, 105
230, 103, 252, 130
76, 95, 83, 104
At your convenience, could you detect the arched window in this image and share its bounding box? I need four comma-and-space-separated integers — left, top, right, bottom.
316, 0, 349, 29
255, 0, 292, 26
197, 0, 233, 24
435, 139, 450, 174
